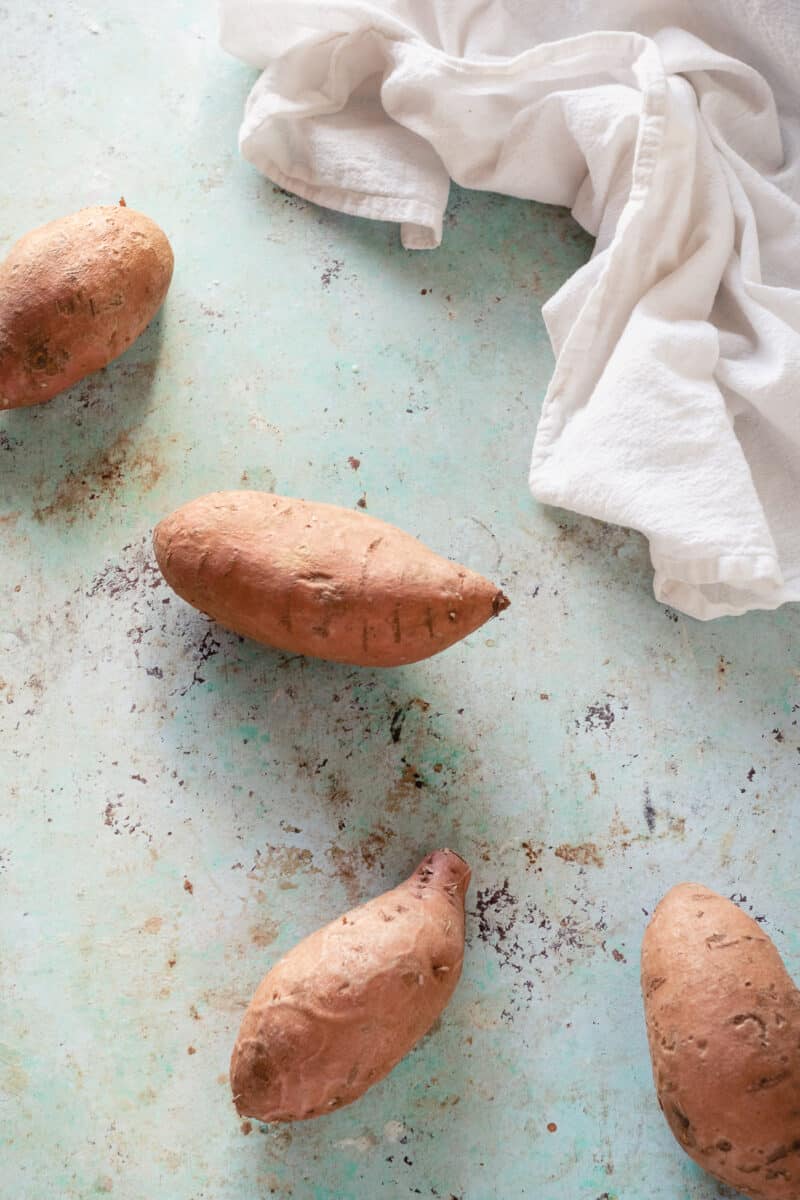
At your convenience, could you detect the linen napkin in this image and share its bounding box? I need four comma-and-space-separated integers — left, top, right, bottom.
220, 0, 800, 619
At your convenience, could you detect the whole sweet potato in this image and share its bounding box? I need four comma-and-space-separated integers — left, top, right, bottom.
153, 491, 509, 666
642, 883, 800, 1199
0, 205, 173, 409
231, 849, 470, 1121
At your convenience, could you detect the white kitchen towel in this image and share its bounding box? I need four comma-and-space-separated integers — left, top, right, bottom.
219, 0, 800, 619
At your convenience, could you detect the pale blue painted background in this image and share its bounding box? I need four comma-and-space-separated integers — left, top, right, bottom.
1, 4, 798, 1199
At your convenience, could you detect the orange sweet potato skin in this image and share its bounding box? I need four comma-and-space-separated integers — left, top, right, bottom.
230, 849, 470, 1122
641, 884, 800, 1199
153, 491, 509, 666
0, 205, 173, 409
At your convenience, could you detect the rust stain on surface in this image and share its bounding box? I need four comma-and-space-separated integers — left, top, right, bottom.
247, 845, 318, 885
325, 827, 394, 904
521, 840, 543, 867
386, 762, 426, 813
2, 1062, 29, 1096
554, 842, 604, 868
328, 846, 361, 905
33, 428, 164, 523
249, 917, 279, 948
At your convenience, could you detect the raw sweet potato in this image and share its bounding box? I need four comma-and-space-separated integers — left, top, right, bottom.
641, 883, 800, 1199
153, 491, 509, 666
230, 849, 471, 1121
0, 205, 173, 409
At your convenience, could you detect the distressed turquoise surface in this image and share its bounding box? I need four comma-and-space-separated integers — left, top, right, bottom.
1, 4, 799, 1200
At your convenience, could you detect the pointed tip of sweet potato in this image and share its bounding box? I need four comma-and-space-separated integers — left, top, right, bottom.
492, 589, 510, 616
413, 848, 471, 899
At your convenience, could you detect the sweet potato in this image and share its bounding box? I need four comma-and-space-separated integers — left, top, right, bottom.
0, 205, 173, 409
641, 883, 800, 1199
153, 491, 509, 666
230, 849, 470, 1121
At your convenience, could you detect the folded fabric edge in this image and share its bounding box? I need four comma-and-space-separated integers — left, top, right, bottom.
241, 152, 443, 249
651, 550, 794, 619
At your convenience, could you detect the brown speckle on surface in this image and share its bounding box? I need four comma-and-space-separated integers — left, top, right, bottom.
240, 1120, 253, 1135
554, 842, 604, 868
389, 697, 431, 745
326, 826, 395, 904
612, 948, 626, 963
583, 701, 616, 731
187, 1045, 196, 1055
356, 494, 367, 509
247, 844, 317, 885
547, 1122, 557, 1133
183, 878, 194, 895
643, 786, 656, 832
521, 841, 542, 867
347, 456, 360, 470
33, 427, 164, 524
249, 918, 279, 948
386, 762, 427, 812
320, 258, 343, 288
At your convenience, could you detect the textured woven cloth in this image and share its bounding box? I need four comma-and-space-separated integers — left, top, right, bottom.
221, 1, 800, 618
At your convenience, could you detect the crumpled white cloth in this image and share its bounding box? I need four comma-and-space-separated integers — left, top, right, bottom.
219, 0, 800, 619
